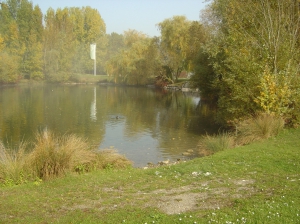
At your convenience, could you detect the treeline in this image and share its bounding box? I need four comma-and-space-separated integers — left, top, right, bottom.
192, 0, 300, 126
0, 0, 106, 82
0, 0, 204, 86
1, 0, 300, 126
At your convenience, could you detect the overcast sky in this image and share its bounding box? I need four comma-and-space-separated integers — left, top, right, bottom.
29, 0, 209, 36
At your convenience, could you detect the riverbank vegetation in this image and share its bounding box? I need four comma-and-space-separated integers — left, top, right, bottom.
0, 113, 285, 186
196, 113, 284, 156
0, 125, 299, 223
1, 0, 300, 127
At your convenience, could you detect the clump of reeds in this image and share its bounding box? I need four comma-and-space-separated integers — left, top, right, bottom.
0, 142, 28, 185
235, 113, 284, 145
0, 130, 132, 185
96, 149, 132, 169
197, 113, 285, 156
197, 132, 235, 155
28, 131, 97, 180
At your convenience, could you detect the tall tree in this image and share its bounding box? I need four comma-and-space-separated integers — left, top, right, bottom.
17, 1, 43, 79
157, 16, 191, 82
0, 1, 21, 83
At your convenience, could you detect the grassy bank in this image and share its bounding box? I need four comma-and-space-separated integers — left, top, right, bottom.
0, 127, 299, 223
13, 74, 113, 85
68, 74, 113, 84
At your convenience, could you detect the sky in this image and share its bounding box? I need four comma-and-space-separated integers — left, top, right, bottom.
29, 0, 209, 37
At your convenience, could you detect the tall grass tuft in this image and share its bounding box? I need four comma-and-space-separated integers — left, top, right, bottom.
236, 113, 284, 145
97, 149, 133, 169
0, 130, 132, 185
197, 132, 235, 155
0, 142, 28, 185
28, 130, 98, 180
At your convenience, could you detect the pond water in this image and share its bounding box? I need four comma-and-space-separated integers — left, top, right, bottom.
0, 84, 219, 167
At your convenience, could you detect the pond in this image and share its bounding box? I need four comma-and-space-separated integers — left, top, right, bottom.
0, 84, 219, 167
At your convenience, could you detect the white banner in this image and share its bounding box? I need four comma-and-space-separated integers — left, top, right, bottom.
90, 44, 96, 60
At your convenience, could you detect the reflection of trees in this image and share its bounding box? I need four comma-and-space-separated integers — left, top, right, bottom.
0, 85, 106, 147
0, 85, 219, 156
102, 88, 219, 155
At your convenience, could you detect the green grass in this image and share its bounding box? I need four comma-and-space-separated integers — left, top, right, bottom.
0, 128, 300, 223
16, 74, 114, 85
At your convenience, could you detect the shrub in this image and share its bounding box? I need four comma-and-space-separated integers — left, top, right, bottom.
236, 113, 284, 145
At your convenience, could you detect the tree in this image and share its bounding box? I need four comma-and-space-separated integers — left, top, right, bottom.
157, 16, 191, 82
17, 2, 44, 79
186, 21, 206, 72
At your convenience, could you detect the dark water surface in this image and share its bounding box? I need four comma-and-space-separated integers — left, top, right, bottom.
0, 84, 219, 167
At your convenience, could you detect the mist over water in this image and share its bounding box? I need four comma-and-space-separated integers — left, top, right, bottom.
0, 84, 219, 166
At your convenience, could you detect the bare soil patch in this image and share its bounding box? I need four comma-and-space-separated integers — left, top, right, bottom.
146, 179, 256, 214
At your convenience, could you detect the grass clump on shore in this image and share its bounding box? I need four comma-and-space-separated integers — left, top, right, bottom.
198, 132, 235, 155
0, 130, 131, 185
0, 142, 28, 185
235, 113, 284, 145
197, 113, 285, 155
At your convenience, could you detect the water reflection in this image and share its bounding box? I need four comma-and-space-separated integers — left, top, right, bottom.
90, 87, 97, 122
0, 85, 219, 166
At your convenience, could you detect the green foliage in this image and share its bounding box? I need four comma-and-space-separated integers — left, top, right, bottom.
190, 48, 217, 101
0, 51, 19, 83
158, 16, 191, 81
0, 0, 44, 81
255, 67, 293, 116
42, 6, 107, 82
106, 30, 162, 85
198, 0, 300, 125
